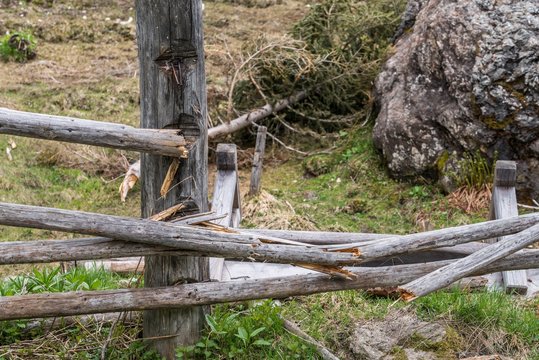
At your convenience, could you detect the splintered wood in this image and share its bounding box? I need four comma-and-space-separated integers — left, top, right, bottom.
159, 158, 181, 197
119, 160, 141, 202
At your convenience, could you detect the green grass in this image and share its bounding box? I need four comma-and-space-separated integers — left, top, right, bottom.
261, 126, 486, 234
416, 289, 539, 346
0, 266, 163, 359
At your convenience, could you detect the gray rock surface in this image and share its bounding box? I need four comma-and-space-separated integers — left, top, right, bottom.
373, 0, 539, 198
349, 311, 446, 360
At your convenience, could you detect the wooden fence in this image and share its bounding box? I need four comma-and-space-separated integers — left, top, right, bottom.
0, 0, 538, 358
1, 113, 539, 357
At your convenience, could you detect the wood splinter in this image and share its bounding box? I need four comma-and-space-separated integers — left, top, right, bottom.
160, 158, 181, 197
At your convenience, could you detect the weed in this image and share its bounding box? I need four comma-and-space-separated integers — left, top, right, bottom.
408, 185, 430, 200
0, 266, 123, 296
450, 150, 495, 189
0, 31, 36, 62
176, 300, 320, 359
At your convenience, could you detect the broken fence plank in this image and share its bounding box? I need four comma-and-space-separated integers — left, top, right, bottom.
249, 126, 267, 196
398, 222, 539, 301
5, 235, 538, 267
0, 107, 189, 158
2, 202, 539, 266
209, 144, 239, 281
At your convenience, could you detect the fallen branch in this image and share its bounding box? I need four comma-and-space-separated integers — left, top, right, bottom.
210, 91, 306, 139
1, 254, 538, 321
282, 318, 340, 360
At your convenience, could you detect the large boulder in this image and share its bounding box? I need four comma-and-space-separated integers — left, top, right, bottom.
373, 0, 539, 198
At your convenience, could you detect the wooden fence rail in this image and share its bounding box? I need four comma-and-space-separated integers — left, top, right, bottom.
2, 235, 505, 266
1, 253, 537, 321
0, 108, 190, 157
2, 202, 539, 267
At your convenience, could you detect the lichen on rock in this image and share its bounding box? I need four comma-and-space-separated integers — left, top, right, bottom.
373, 0, 539, 198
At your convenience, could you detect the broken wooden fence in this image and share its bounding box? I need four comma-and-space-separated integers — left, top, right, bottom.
0, 113, 538, 340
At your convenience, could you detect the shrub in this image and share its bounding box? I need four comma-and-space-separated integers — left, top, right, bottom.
0, 31, 37, 62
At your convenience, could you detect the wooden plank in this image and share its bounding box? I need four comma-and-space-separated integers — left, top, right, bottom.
209, 144, 238, 280
398, 222, 539, 301
1, 254, 538, 321
0, 108, 189, 157
136, 0, 209, 355
249, 126, 267, 195
491, 161, 528, 294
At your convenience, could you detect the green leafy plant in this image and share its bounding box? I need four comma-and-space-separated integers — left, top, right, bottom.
0, 265, 123, 296
0, 31, 37, 62
176, 300, 320, 359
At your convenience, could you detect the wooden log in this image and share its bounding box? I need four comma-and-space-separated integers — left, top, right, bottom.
249, 126, 267, 196
209, 144, 239, 280
7, 234, 538, 267
1, 254, 538, 321
0, 108, 189, 158
324, 211, 539, 260
208, 92, 306, 139
2, 202, 539, 266
398, 223, 539, 301
490, 160, 528, 294
0, 202, 365, 266
136, 0, 209, 354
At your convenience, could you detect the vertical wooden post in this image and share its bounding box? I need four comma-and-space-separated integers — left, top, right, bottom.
249, 126, 267, 195
209, 144, 239, 281
136, 0, 208, 357
490, 160, 528, 294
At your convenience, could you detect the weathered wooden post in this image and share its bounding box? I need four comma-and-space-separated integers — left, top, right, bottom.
249, 126, 267, 195
136, 0, 208, 357
489, 160, 528, 294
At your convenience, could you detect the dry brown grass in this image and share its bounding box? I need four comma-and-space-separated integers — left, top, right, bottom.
242, 189, 317, 230
447, 185, 492, 215
35, 142, 134, 179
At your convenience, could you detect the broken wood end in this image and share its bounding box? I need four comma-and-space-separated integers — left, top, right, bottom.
397, 288, 417, 302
